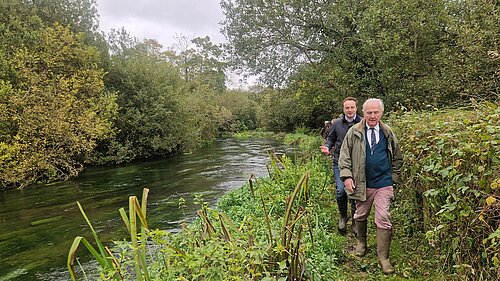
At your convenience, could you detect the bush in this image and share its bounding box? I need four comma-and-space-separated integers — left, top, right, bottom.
388, 101, 499, 280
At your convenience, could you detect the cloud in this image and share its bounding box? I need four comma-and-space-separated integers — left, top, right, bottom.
95, 0, 258, 89
96, 0, 226, 47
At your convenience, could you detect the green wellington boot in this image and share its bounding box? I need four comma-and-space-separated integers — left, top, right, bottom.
376, 228, 395, 274
355, 220, 367, 256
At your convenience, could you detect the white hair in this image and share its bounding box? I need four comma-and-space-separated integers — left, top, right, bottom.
362, 98, 384, 113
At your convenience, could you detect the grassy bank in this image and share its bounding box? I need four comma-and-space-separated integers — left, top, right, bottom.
69, 103, 498, 280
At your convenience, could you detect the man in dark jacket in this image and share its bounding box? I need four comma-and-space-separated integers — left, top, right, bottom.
320, 97, 362, 233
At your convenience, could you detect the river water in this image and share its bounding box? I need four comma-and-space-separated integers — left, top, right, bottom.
0, 138, 288, 281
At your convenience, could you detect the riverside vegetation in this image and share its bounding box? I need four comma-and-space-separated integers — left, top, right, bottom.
0, 0, 497, 279
1, 0, 498, 190
69, 102, 499, 281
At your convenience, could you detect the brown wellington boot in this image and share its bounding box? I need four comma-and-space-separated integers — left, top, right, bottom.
355, 220, 367, 256
376, 228, 395, 274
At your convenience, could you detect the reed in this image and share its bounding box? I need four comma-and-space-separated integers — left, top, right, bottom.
67, 201, 120, 280
68, 188, 151, 281
67, 133, 331, 279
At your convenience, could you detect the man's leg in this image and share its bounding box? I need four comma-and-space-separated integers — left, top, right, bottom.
372, 186, 394, 229
373, 186, 395, 274
353, 189, 376, 256
333, 163, 348, 233
350, 198, 358, 235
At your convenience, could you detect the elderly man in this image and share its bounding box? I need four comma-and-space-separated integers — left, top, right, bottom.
320, 97, 362, 234
338, 98, 403, 274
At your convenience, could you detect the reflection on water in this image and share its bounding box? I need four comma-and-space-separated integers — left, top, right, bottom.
0, 138, 289, 281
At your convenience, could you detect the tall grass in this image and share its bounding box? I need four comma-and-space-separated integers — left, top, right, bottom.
68, 189, 151, 280
68, 133, 346, 280
68, 114, 498, 280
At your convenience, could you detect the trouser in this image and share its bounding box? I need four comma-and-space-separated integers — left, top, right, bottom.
353, 186, 394, 229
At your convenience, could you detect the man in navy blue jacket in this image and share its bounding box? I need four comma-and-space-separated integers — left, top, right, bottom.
320, 97, 362, 234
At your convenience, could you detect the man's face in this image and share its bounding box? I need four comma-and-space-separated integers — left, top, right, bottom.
343, 100, 357, 119
364, 100, 382, 128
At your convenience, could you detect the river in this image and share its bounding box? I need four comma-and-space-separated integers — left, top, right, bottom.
0, 138, 289, 281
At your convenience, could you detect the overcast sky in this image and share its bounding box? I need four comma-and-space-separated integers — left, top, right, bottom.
95, 0, 227, 48
95, 0, 258, 89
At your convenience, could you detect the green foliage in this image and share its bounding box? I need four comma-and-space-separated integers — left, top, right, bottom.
0, 0, 103, 64
221, 0, 365, 87
0, 2, 261, 186
437, 0, 499, 102
388, 102, 499, 280
98, 33, 188, 162
0, 23, 116, 189
26, 0, 99, 34
70, 131, 476, 280
68, 202, 119, 281
286, 64, 352, 127
68, 189, 151, 281
283, 131, 323, 157
70, 134, 349, 280
255, 88, 302, 131
217, 137, 345, 280
95, 31, 248, 163
216, 89, 258, 131
358, 0, 499, 108
171, 35, 228, 92
223, 0, 499, 127
0, 1, 110, 189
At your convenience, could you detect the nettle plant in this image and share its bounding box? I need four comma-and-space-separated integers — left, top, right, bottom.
390, 101, 499, 280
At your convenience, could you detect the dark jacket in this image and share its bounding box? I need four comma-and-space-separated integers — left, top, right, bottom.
325, 114, 362, 164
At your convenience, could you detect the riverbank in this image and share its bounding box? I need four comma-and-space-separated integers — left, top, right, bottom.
0, 138, 287, 281
68, 132, 448, 280
70, 103, 499, 280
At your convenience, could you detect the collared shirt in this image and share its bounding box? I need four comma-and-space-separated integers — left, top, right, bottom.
366, 124, 380, 146
345, 114, 357, 123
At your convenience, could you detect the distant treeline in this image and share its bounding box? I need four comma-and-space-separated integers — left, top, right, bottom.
0, 0, 259, 189
0, 0, 498, 189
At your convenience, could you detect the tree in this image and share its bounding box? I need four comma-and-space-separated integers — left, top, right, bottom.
255, 88, 300, 131
435, 0, 499, 102
217, 90, 258, 131
171, 35, 228, 92
221, 0, 368, 87
0, 23, 116, 189
100, 32, 185, 162
222, 0, 498, 113
27, 0, 99, 33
0, 0, 108, 80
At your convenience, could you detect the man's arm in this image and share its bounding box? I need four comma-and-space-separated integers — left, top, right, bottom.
338, 132, 353, 179
339, 133, 355, 193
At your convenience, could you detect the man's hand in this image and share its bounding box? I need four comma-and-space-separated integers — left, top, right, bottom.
344, 178, 356, 194
320, 145, 330, 155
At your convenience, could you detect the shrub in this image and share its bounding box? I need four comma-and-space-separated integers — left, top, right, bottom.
388, 101, 499, 280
